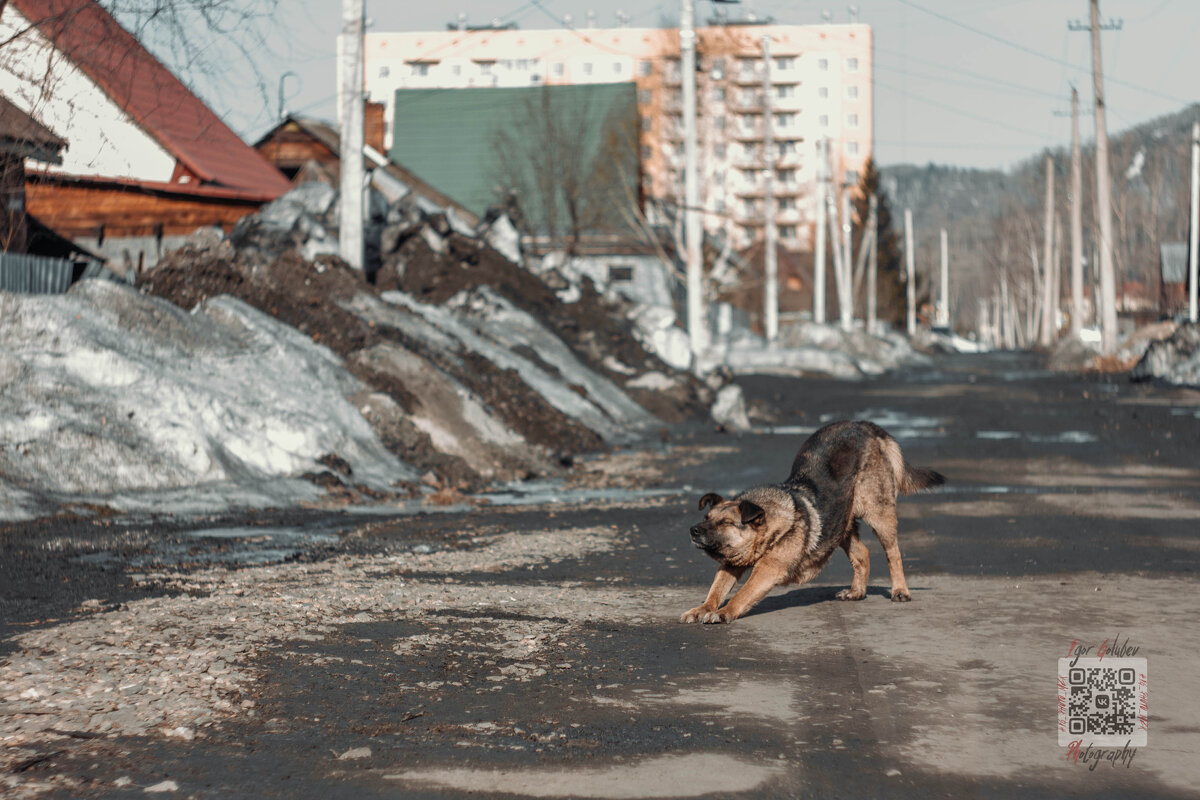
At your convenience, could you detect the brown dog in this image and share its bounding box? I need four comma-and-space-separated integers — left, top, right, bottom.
681, 420, 944, 624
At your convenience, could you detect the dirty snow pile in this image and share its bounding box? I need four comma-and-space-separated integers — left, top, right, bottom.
699, 321, 931, 379
1049, 320, 1178, 373
0, 280, 414, 521
1131, 322, 1200, 387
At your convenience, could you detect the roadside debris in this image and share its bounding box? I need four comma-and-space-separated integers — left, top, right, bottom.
1131, 322, 1200, 387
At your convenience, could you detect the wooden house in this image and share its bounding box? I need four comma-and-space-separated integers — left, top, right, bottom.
0, 0, 290, 275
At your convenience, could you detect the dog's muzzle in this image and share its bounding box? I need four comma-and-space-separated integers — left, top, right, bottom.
689, 525, 712, 549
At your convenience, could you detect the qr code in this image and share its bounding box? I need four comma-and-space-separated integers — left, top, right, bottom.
1058, 657, 1147, 746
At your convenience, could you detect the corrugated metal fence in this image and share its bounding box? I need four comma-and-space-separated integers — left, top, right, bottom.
0, 253, 125, 294
0, 252, 76, 293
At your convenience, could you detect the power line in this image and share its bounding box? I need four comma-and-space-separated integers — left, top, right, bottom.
894, 0, 1190, 105
872, 76, 1050, 143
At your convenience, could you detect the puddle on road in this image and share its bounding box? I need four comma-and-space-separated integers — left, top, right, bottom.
73, 525, 342, 568
976, 430, 1098, 444
382, 752, 782, 798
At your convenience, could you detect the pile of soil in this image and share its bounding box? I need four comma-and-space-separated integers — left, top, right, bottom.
139, 241, 624, 488
377, 230, 710, 422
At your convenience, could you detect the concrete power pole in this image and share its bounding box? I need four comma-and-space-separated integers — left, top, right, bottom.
866, 194, 878, 331
338, 0, 365, 271
681, 0, 706, 358
813, 139, 827, 324
904, 208, 916, 336
1070, 87, 1084, 338
1190, 121, 1199, 323
938, 228, 949, 328
1040, 154, 1056, 346
761, 35, 778, 341
1089, 0, 1119, 352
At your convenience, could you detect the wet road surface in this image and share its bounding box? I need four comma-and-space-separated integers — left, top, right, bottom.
2, 352, 1199, 798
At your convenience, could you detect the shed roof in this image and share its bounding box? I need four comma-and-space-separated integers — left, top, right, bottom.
0, 94, 65, 163
9, 0, 290, 198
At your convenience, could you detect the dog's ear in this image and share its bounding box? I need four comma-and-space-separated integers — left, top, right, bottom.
738, 500, 766, 527
698, 492, 724, 511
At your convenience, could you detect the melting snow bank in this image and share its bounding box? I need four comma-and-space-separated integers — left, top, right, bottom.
699, 321, 931, 379
0, 280, 416, 521
1131, 322, 1200, 388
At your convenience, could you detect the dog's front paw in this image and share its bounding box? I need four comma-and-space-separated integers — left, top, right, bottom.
836, 588, 866, 601
680, 605, 711, 623
890, 588, 912, 603
701, 609, 735, 624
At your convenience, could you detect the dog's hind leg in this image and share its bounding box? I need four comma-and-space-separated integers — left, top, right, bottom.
836, 531, 869, 600
863, 506, 911, 602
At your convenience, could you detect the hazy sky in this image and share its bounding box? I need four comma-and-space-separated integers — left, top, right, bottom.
225, 0, 1199, 171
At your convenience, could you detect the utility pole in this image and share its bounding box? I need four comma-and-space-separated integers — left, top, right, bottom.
938, 228, 949, 328
338, 0, 365, 270
827, 187, 849, 329
904, 208, 915, 336
761, 35, 778, 342
866, 195, 878, 331
681, 0, 706, 358
1088, 0, 1118, 352
1190, 121, 1199, 323
813, 139, 827, 324
1040, 154, 1056, 345
1070, 87, 1084, 338
840, 188, 853, 328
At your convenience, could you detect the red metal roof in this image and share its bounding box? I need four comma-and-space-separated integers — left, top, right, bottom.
10, 0, 291, 199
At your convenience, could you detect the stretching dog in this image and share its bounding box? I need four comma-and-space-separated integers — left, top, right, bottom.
681, 420, 945, 624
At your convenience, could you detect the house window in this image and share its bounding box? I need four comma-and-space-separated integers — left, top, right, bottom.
847, 57, 859, 71
819, 114, 829, 127
608, 265, 634, 282
847, 85, 859, 100
583, 62, 593, 75
613, 61, 623, 74
818, 86, 829, 99
478, 61, 493, 75
847, 113, 859, 127
554, 62, 564, 76
639, 59, 652, 76
775, 57, 794, 70
411, 62, 430, 77
818, 57, 829, 70
780, 225, 796, 239
847, 141, 859, 155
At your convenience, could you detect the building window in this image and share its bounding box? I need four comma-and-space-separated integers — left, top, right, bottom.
583, 62, 593, 75
779, 197, 796, 211
780, 225, 796, 239
452, 64, 462, 76
743, 198, 758, 216
478, 61, 492, 75
847, 113, 859, 127
777, 140, 796, 156
715, 197, 726, 213
846, 170, 859, 184
742, 142, 756, 158
847, 141, 859, 155
740, 168, 756, 183
774, 112, 794, 128
847, 57, 859, 71
713, 86, 725, 101
818, 86, 829, 99
608, 265, 634, 282
554, 62, 564, 76
411, 62, 430, 77
379, 66, 390, 78
777, 168, 796, 184
714, 115, 725, 131
775, 57, 794, 70
639, 89, 652, 105
819, 114, 829, 127
710, 57, 725, 79
613, 61, 623, 74
818, 57, 829, 70
776, 85, 794, 99
639, 59, 652, 76
714, 143, 726, 158
847, 85, 859, 100
641, 116, 652, 132
740, 114, 755, 131
641, 145, 651, 161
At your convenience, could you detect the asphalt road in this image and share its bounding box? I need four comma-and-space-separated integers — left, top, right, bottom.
3, 352, 1199, 798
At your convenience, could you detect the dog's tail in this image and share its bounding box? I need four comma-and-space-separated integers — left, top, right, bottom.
900, 465, 946, 494
884, 439, 946, 495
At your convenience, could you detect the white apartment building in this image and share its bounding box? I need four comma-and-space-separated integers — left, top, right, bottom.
361, 22, 872, 252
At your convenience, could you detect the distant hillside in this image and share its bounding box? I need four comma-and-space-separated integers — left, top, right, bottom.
879, 103, 1200, 330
